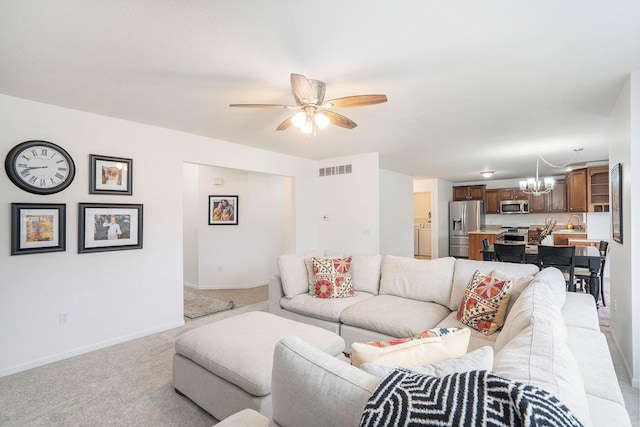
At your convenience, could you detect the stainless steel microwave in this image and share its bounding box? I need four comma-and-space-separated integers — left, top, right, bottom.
500, 199, 529, 214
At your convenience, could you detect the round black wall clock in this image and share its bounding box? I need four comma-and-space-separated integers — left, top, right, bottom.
5, 140, 76, 195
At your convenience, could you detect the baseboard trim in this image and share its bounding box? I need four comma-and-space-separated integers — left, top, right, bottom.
608, 327, 637, 387
0, 319, 185, 378
184, 281, 268, 290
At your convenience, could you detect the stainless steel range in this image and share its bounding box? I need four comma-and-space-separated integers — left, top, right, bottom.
501, 227, 529, 243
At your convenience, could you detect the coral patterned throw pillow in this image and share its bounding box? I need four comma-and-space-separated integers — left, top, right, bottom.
311, 257, 355, 298
456, 270, 512, 335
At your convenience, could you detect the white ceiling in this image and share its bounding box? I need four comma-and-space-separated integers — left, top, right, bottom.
1, 1, 639, 182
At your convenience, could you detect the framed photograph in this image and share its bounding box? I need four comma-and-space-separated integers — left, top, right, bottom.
78, 203, 143, 253
208, 195, 238, 225
11, 203, 66, 255
89, 154, 133, 195
610, 163, 622, 244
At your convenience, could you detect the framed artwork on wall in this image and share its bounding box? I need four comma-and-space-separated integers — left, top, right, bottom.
89, 154, 133, 195
11, 203, 66, 255
78, 203, 143, 253
208, 195, 238, 225
610, 163, 622, 244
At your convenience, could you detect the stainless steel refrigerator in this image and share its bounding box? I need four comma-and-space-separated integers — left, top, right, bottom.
449, 200, 485, 258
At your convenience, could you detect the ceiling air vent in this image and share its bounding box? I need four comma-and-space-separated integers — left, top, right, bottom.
319, 164, 352, 177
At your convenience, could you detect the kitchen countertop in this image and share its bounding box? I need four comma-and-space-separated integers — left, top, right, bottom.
551, 229, 587, 234
467, 230, 505, 234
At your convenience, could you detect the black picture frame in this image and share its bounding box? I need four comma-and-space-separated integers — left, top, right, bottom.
208, 195, 238, 225
78, 203, 143, 253
11, 203, 66, 255
89, 154, 133, 195
610, 163, 622, 244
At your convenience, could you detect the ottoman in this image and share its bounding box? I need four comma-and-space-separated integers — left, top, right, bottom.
172, 311, 345, 421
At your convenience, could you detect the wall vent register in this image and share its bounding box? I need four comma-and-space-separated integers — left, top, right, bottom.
319, 164, 352, 177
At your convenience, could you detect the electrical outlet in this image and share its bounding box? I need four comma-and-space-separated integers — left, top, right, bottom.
59, 312, 69, 325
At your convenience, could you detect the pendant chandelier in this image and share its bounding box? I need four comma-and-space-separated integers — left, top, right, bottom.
519, 149, 583, 197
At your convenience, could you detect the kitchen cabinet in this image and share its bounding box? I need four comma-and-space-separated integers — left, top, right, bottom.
552, 231, 587, 246
567, 169, 588, 212
498, 187, 529, 201
453, 185, 485, 201
587, 166, 609, 212
468, 232, 504, 261
528, 192, 547, 213
484, 189, 500, 214
548, 178, 567, 212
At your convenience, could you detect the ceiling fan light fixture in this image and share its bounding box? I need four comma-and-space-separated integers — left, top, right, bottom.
314, 112, 330, 129
300, 117, 314, 134
291, 111, 306, 128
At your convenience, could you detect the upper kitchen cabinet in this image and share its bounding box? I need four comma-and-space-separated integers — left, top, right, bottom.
484, 189, 500, 214
548, 178, 567, 212
498, 187, 529, 200
587, 166, 609, 212
528, 191, 548, 213
567, 169, 588, 212
453, 185, 486, 201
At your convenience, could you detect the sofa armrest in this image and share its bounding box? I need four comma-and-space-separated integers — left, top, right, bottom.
269, 274, 285, 314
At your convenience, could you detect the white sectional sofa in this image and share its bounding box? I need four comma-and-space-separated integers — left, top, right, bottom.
266, 252, 631, 427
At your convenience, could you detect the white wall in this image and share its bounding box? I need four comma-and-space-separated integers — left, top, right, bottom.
317, 153, 380, 254
182, 163, 199, 285
183, 164, 287, 289
607, 72, 640, 388
413, 178, 453, 258
0, 94, 318, 377
379, 168, 414, 257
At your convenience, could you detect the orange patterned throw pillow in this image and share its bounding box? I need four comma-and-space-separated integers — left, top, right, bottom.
311, 257, 355, 298
456, 270, 512, 336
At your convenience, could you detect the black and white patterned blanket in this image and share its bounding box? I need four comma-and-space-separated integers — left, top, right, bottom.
359, 369, 584, 427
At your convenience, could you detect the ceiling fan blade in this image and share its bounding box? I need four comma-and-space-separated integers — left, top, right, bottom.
276, 116, 294, 131
229, 103, 297, 109
290, 74, 314, 104
325, 111, 357, 129
322, 95, 388, 109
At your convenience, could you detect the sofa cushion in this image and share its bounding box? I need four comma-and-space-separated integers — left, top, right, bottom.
340, 294, 451, 338
350, 327, 470, 368
278, 250, 323, 298
379, 255, 455, 307
562, 292, 601, 331
531, 266, 568, 308
448, 259, 539, 311
456, 270, 512, 336
566, 327, 625, 406
311, 257, 355, 298
489, 269, 535, 317
324, 252, 382, 295
493, 320, 592, 427
272, 336, 380, 427
434, 311, 498, 352
360, 345, 493, 378
280, 291, 374, 322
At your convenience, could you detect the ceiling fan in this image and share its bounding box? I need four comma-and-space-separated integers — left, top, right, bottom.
230, 73, 387, 134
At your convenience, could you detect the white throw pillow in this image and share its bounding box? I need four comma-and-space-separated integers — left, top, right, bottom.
360, 346, 493, 378
324, 251, 382, 295
278, 250, 323, 298
350, 327, 470, 369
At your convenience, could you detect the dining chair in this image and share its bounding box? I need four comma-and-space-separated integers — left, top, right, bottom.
481, 238, 490, 249
494, 243, 526, 263
537, 245, 576, 290
575, 241, 608, 305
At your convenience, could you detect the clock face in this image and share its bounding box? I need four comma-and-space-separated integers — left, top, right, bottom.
5, 140, 76, 194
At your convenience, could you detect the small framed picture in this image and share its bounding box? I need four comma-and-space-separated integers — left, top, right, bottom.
89, 154, 133, 195
208, 195, 238, 225
11, 203, 66, 255
78, 203, 143, 253
610, 163, 623, 244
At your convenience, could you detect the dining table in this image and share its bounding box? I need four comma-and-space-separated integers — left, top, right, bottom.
480, 243, 602, 302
